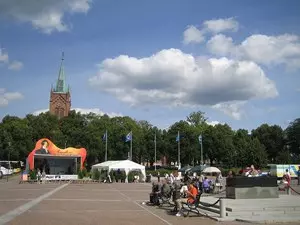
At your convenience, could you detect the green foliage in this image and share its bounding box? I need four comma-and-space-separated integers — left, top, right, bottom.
0, 110, 299, 169
128, 170, 142, 182
146, 169, 174, 177
109, 170, 116, 182
29, 170, 36, 180
78, 170, 84, 179
92, 169, 101, 180
81, 168, 88, 177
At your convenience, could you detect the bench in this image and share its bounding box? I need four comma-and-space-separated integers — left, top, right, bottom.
182, 193, 202, 217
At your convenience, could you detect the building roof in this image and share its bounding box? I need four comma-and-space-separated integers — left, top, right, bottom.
53, 52, 69, 93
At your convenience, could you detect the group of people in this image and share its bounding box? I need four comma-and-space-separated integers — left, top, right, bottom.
182, 172, 223, 194
149, 178, 199, 217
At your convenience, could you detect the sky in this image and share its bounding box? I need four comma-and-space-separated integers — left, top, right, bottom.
0, 0, 299, 131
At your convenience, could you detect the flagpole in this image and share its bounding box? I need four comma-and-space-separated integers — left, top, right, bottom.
200, 134, 203, 165
130, 131, 133, 161
154, 131, 157, 171
105, 130, 108, 161
178, 131, 181, 169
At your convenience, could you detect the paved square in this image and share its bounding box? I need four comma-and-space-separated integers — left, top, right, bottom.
0, 180, 299, 225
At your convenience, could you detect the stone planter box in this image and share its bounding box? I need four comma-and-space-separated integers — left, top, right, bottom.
226, 176, 279, 199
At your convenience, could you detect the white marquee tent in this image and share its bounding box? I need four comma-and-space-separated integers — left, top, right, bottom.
91, 160, 146, 182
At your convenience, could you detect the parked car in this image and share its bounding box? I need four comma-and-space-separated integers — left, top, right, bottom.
0, 166, 13, 179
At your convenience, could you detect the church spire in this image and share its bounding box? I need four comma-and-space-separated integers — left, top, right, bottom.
55, 52, 68, 93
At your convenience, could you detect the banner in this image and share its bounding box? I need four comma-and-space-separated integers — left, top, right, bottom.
27, 138, 87, 170
43, 174, 78, 180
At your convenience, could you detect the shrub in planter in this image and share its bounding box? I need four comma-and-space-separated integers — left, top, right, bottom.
78, 170, 84, 179
29, 170, 37, 180
128, 171, 142, 182
99, 170, 108, 181
127, 172, 135, 183
92, 169, 101, 181
81, 168, 88, 177
120, 171, 126, 182
109, 170, 116, 182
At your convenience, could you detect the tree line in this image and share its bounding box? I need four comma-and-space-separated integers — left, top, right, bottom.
0, 111, 299, 169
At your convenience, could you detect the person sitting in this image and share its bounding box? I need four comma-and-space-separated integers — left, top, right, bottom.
149, 181, 161, 205
246, 165, 259, 177
175, 182, 199, 217
202, 177, 211, 193
159, 179, 171, 198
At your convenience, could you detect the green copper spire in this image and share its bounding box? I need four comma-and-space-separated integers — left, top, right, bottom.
54, 52, 68, 93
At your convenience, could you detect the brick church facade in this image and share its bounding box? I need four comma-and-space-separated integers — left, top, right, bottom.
49, 53, 71, 119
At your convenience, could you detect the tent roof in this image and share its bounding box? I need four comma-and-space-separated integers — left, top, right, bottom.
92, 160, 145, 170
92, 160, 118, 168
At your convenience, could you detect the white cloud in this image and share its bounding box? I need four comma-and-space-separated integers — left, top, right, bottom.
212, 101, 246, 120
0, 48, 9, 63
183, 25, 205, 44
203, 17, 239, 33
89, 48, 278, 120
207, 120, 224, 126
207, 34, 237, 56
8, 61, 23, 71
0, 47, 24, 70
207, 33, 300, 69
32, 108, 123, 118
0, 0, 92, 34
183, 18, 239, 44
0, 88, 24, 107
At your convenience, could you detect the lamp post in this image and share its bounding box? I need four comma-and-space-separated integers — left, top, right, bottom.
7, 142, 11, 182
199, 135, 203, 165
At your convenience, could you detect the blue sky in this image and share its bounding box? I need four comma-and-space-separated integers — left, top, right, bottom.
0, 0, 299, 131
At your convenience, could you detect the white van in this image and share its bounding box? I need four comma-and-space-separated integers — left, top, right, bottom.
0, 166, 13, 179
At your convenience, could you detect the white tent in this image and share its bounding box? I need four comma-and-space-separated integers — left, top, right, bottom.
92, 160, 146, 182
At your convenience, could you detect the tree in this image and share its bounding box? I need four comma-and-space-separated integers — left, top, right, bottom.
251, 124, 284, 162
0, 110, 297, 168
285, 118, 300, 156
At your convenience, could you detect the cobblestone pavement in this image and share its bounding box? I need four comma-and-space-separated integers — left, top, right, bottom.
0, 180, 300, 225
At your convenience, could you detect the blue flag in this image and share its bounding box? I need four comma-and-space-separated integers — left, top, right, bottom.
176, 133, 180, 142
102, 132, 107, 142
125, 132, 132, 142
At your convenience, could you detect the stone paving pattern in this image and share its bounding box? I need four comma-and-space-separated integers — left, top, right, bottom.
1, 177, 300, 225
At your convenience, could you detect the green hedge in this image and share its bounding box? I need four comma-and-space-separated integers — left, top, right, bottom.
92, 169, 101, 180
128, 170, 143, 182
29, 170, 37, 180
146, 169, 174, 177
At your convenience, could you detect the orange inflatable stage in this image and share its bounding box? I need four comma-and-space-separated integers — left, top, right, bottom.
27, 138, 87, 171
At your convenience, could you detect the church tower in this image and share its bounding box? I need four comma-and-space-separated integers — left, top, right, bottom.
49, 52, 71, 119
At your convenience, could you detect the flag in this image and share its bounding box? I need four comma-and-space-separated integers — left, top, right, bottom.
102, 132, 107, 142
198, 135, 202, 144
176, 133, 180, 142
125, 131, 132, 142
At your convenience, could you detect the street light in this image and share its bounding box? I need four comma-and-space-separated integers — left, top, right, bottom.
7, 142, 11, 182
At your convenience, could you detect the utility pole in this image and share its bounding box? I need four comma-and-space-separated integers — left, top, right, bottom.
7, 142, 11, 182
154, 131, 157, 171
105, 130, 108, 161
178, 131, 181, 169
130, 131, 133, 161
199, 135, 203, 165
